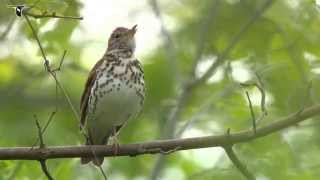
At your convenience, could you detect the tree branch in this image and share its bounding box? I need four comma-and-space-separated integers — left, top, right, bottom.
24, 11, 83, 20
0, 103, 319, 160
149, 0, 181, 81
189, 0, 274, 89
191, 0, 220, 77
224, 146, 255, 180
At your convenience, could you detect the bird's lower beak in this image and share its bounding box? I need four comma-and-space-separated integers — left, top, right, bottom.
129, 24, 137, 37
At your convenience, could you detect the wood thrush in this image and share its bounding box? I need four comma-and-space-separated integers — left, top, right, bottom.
80, 25, 145, 166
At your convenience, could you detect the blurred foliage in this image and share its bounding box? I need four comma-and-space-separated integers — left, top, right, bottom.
0, 0, 320, 179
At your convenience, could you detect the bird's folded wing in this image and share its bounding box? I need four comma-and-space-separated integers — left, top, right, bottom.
80, 58, 105, 130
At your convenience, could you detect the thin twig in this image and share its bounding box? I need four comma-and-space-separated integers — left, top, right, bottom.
22, 7, 94, 178
187, 167, 229, 180
8, 4, 83, 20
245, 91, 256, 133
31, 112, 56, 149
175, 83, 237, 137
24, 11, 83, 20
23, 11, 87, 138
296, 81, 313, 115
39, 160, 54, 180
0, 16, 15, 40
41, 112, 56, 137
34, 115, 45, 148
224, 146, 255, 180
52, 50, 67, 72
149, 0, 181, 81
240, 73, 268, 125
34, 116, 54, 180
87, 145, 108, 179
255, 73, 267, 116
98, 166, 107, 180
191, 0, 220, 77
23, 15, 47, 60
30, 52, 66, 149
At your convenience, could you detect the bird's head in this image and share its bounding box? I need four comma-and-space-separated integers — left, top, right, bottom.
107, 25, 137, 52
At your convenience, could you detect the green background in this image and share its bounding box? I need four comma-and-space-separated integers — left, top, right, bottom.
0, 0, 320, 179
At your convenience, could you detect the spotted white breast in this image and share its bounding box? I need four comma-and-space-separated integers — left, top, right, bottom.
86, 52, 145, 145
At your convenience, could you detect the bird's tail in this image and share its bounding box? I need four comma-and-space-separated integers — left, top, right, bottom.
81, 156, 104, 166
81, 138, 104, 166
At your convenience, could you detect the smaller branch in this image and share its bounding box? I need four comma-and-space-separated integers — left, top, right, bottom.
34, 116, 54, 180
31, 112, 56, 149
24, 11, 83, 20
296, 81, 313, 115
98, 166, 107, 180
255, 73, 267, 116
86, 144, 108, 179
191, 0, 220, 77
23, 12, 86, 138
34, 115, 45, 148
39, 160, 54, 180
176, 83, 237, 137
189, 0, 274, 89
30, 51, 66, 149
176, 113, 203, 137
52, 50, 67, 72
245, 91, 256, 133
23, 14, 47, 60
240, 73, 268, 125
42, 111, 57, 133
8, 4, 83, 20
224, 146, 255, 180
0, 16, 15, 40
149, 0, 181, 81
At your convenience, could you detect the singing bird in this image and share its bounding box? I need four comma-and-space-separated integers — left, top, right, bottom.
80, 25, 145, 166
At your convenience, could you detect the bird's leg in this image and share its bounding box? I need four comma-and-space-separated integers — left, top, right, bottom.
111, 127, 120, 155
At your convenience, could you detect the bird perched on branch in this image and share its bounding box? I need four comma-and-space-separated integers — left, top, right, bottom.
80, 25, 145, 166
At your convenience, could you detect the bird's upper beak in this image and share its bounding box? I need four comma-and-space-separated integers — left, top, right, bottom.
129, 24, 137, 37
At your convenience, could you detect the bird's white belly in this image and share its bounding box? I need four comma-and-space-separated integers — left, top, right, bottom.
96, 83, 140, 124
87, 77, 142, 143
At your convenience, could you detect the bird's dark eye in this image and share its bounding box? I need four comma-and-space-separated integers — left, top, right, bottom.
114, 34, 120, 38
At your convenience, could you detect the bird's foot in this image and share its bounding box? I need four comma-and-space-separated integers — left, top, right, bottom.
111, 135, 120, 155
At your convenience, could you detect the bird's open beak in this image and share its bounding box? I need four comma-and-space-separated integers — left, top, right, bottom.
129, 24, 137, 37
